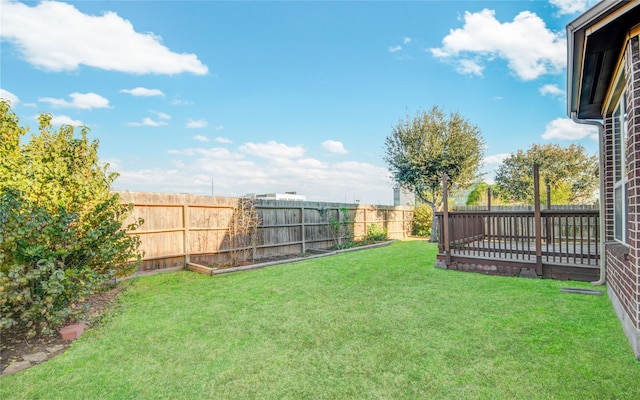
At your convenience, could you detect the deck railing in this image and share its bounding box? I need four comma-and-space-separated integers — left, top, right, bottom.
436, 209, 599, 266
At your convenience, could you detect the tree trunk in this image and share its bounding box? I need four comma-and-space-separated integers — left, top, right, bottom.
417, 191, 439, 243
428, 202, 438, 242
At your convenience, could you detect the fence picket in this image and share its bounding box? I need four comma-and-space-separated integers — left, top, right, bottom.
117, 192, 413, 271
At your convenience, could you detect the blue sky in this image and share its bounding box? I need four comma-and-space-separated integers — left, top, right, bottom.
1, 0, 600, 204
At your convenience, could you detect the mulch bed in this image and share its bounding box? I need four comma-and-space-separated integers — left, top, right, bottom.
1, 285, 125, 373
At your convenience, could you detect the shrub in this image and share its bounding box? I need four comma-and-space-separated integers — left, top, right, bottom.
0, 101, 142, 337
366, 223, 388, 241
412, 204, 433, 237
320, 207, 354, 249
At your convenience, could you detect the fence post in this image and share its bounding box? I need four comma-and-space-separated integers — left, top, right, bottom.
443, 173, 451, 266
534, 164, 542, 276
487, 187, 491, 212
183, 204, 190, 266
363, 205, 367, 239
301, 206, 306, 253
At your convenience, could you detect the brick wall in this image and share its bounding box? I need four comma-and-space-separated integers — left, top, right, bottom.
603, 112, 614, 240
605, 34, 640, 358
628, 35, 640, 334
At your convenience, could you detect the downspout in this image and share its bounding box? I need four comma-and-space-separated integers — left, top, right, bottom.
571, 113, 606, 285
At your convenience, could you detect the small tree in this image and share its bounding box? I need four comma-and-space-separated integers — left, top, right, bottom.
384, 106, 484, 241
411, 204, 433, 237
494, 144, 598, 205
0, 100, 142, 337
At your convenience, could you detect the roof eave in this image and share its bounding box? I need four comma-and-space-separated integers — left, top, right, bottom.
566, 0, 628, 119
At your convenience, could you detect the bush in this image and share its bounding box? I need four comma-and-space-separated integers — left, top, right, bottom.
412, 204, 433, 237
0, 101, 142, 337
320, 207, 354, 249
366, 223, 388, 241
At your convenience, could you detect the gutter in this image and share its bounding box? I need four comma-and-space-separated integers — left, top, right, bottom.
571, 113, 606, 286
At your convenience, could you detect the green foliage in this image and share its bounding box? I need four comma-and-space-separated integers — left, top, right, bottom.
0, 101, 142, 337
384, 106, 484, 241
494, 144, 598, 205
465, 182, 506, 206
320, 207, 354, 249
411, 204, 433, 237
384, 106, 485, 208
365, 223, 388, 242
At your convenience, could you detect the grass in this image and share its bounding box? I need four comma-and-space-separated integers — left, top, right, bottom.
1, 240, 638, 399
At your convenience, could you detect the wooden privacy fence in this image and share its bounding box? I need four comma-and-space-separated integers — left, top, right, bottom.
118, 192, 414, 271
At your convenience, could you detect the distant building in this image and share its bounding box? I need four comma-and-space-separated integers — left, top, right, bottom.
393, 186, 417, 206
256, 192, 307, 201
393, 185, 469, 207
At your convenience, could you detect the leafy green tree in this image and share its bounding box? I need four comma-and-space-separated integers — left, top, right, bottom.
0, 100, 26, 190
411, 204, 433, 237
494, 144, 598, 205
0, 100, 142, 337
384, 106, 484, 241
466, 182, 506, 206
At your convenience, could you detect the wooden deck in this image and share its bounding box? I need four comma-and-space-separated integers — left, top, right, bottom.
435, 210, 600, 282
434, 169, 600, 282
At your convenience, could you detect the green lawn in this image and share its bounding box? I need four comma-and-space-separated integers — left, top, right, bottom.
1, 241, 638, 399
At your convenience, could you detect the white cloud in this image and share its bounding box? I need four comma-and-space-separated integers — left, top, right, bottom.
193, 135, 209, 142
542, 118, 598, 140
539, 84, 565, 97
389, 37, 413, 55
126, 117, 167, 127
151, 111, 171, 120
239, 141, 305, 160
550, 0, 588, 15
0, 0, 207, 75
50, 115, 83, 126
120, 87, 165, 97
0, 89, 19, 104
322, 140, 348, 154
214, 136, 232, 144
483, 153, 510, 165
170, 97, 193, 106
186, 119, 208, 129
168, 147, 243, 159
114, 142, 392, 203
39, 92, 110, 109
430, 9, 566, 80
457, 59, 484, 76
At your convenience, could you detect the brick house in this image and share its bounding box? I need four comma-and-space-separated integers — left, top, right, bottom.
567, 0, 640, 359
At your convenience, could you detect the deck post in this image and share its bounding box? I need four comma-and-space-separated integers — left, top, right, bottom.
442, 173, 451, 266
533, 164, 542, 275
546, 184, 551, 210
487, 187, 491, 211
